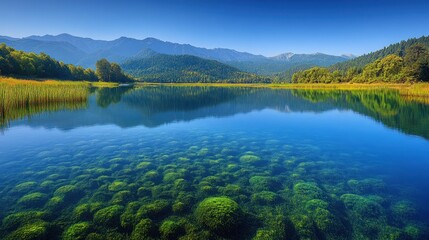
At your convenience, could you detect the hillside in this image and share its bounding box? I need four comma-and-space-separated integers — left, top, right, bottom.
0, 44, 97, 81
292, 42, 429, 83
331, 36, 429, 71
0, 37, 86, 64
0, 44, 132, 82
121, 54, 270, 83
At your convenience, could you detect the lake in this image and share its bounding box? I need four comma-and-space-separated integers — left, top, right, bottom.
1, 86, 429, 239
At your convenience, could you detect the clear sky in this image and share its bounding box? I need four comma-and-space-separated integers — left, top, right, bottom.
1, 0, 429, 56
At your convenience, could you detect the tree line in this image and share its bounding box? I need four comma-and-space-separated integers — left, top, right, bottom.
331, 36, 429, 71
292, 44, 429, 83
0, 44, 133, 82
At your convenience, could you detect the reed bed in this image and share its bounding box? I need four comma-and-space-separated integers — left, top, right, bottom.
397, 83, 429, 96
0, 77, 90, 128
145, 82, 429, 104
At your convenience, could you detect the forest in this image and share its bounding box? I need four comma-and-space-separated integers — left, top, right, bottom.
0, 44, 132, 83
121, 54, 271, 83
292, 44, 429, 83
331, 36, 429, 71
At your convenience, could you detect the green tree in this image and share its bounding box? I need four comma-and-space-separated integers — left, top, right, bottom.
359, 54, 404, 82
403, 44, 429, 81
292, 67, 334, 83
95, 58, 133, 82
95, 58, 112, 82
345, 67, 360, 82
332, 70, 342, 83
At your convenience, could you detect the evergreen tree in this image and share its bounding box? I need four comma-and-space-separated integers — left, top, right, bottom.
403, 44, 429, 81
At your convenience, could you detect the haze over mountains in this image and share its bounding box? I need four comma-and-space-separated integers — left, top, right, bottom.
0, 34, 353, 75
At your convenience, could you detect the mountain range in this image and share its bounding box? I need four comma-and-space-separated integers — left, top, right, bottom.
0, 33, 354, 74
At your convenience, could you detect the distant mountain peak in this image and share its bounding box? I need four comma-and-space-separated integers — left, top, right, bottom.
271, 52, 295, 61
142, 37, 163, 44
341, 54, 357, 59
118, 36, 133, 40
57, 33, 73, 37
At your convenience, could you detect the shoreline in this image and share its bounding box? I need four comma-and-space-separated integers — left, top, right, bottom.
0, 77, 120, 88
136, 82, 429, 97
2, 76, 429, 98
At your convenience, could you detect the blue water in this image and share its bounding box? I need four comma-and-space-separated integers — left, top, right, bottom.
0, 86, 428, 239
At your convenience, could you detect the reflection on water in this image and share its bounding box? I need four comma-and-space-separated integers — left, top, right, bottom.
0, 100, 87, 130
291, 89, 429, 139
96, 86, 134, 108
0, 86, 429, 239
4, 86, 429, 139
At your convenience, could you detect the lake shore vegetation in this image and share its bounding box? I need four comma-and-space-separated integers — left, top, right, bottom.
292, 44, 429, 84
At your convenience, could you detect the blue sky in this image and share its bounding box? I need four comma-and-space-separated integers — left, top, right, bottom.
1, 0, 429, 56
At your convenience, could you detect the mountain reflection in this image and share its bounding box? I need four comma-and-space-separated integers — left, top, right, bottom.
4, 85, 429, 139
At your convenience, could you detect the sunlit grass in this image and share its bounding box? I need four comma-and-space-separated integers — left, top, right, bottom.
89, 81, 120, 88
140, 82, 429, 103
0, 77, 91, 128
0, 77, 89, 105
275, 83, 429, 104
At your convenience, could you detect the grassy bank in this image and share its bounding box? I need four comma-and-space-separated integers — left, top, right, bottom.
0, 77, 96, 127
2, 77, 428, 106
1, 77, 89, 106
137, 82, 429, 96
0, 77, 120, 87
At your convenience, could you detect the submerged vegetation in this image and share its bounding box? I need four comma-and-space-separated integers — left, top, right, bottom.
0, 125, 427, 239
195, 197, 242, 234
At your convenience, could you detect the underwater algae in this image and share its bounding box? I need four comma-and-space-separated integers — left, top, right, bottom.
0, 129, 428, 240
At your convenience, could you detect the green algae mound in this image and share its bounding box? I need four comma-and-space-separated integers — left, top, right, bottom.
195, 196, 242, 234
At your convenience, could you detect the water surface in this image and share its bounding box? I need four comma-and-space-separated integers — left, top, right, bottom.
1, 86, 428, 239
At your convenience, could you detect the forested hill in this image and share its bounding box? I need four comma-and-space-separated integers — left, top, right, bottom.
121, 54, 271, 83
0, 44, 97, 81
331, 36, 429, 71
0, 44, 132, 82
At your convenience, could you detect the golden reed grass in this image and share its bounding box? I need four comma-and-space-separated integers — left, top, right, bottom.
0, 77, 90, 127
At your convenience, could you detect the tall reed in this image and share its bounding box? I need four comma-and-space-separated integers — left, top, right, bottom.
0, 77, 89, 128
